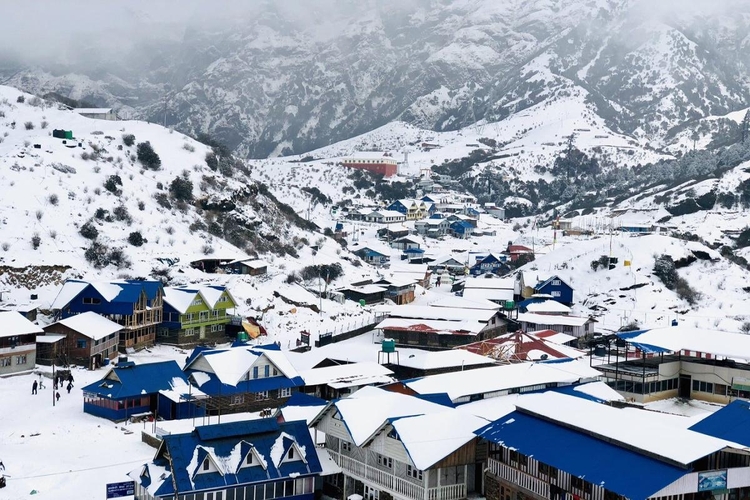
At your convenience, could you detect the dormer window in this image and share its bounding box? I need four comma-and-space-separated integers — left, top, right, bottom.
203, 458, 210, 471
288, 448, 294, 460
247, 454, 253, 465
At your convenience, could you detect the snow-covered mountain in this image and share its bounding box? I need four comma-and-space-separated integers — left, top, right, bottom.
3, 0, 749, 158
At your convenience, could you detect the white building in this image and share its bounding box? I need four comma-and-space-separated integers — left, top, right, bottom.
73, 108, 118, 120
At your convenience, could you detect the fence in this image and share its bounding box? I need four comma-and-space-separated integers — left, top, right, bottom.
315, 313, 387, 347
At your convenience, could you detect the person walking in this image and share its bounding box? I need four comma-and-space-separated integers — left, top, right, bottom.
66, 381, 72, 394
55, 391, 60, 402
32, 380, 38, 395
38, 375, 45, 390
68, 373, 74, 387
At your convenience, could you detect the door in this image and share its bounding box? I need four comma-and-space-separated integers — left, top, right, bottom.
679, 374, 691, 399
200, 326, 206, 339
364, 485, 379, 500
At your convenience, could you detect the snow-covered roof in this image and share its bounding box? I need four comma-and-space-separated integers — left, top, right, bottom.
159, 376, 207, 403
50, 280, 129, 309
387, 305, 497, 323
323, 386, 448, 446
464, 277, 515, 290
371, 210, 406, 218
299, 362, 395, 389
529, 329, 578, 345
517, 313, 594, 327
619, 325, 750, 361
230, 259, 268, 268
316, 447, 343, 476
404, 359, 601, 402
397, 349, 494, 370
36, 333, 66, 344
525, 301, 571, 314
163, 287, 198, 314
515, 392, 742, 466
51, 311, 123, 340
0, 310, 43, 338
73, 108, 113, 114
340, 284, 388, 295
429, 296, 500, 310
462, 287, 514, 303
376, 317, 485, 335
391, 411, 489, 470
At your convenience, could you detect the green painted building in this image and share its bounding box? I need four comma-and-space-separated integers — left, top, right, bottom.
159, 285, 238, 346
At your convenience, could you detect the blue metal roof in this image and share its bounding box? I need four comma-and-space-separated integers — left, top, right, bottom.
156, 420, 322, 494
282, 392, 327, 408
689, 399, 750, 446
82, 360, 192, 400
616, 330, 672, 354
476, 412, 688, 500
413, 393, 454, 407
187, 370, 303, 396
196, 419, 280, 441
403, 247, 425, 254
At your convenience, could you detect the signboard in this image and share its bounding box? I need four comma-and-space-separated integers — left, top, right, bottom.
698, 470, 727, 492
106, 481, 135, 498
300, 331, 310, 345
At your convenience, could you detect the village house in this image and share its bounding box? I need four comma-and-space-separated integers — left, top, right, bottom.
516, 312, 596, 338
338, 284, 388, 305
42, 311, 122, 369
183, 343, 304, 415
227, 259, 268, 276
516, 295, 572, 315
374, 277, 417, 305
456, 330, 585, 362
505, 244, 534, 263
461, 276, 515, 306
51, 279, 164, 351
310, 386, 488, 500
364, 210, 408, 224
82, 359, 205, 422
73, 107, 117, 120
130, 419, 322, 500
0, 310, 42, 376
352, 246, 391, 266
402, 358, 600, 405
429, 256, 467, 275
159, 285, 238, 346
378, 227, 411, 241
298, 361, 396, 400
469, 255, 507, 276
387, 199, 434, 220
534, 275, 574, 305
597, 325, 750, 405
477, 391, 750, 500
378, 305, 510, 349
414, 218, 451, 238
450, 220, 474, 239
341, 154, 399, 177
389, 236, 421, 251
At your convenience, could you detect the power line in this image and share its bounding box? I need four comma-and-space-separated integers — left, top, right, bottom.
8, 457, 152, 480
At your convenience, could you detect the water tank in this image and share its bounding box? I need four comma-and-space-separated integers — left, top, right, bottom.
594, 345, 607, 357
382, 339, 396, 353
503, 300, 515, 310
118, 355, 129, 364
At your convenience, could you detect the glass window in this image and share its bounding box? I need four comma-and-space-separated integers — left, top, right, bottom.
264, 365, 270, 378
253, 366, 259, 379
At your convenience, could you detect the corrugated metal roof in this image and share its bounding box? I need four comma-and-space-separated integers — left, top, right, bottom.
689, 399, 750, 446
196, 419, 280, 441
82, 360, 190, 400
476, 412, 688, 500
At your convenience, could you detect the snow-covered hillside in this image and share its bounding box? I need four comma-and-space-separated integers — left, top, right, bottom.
0, 86, 382, 342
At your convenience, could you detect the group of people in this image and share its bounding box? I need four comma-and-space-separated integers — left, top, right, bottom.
31, 372, 74, 402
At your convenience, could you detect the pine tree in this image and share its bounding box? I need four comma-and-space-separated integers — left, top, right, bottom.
742, 110, 749, 144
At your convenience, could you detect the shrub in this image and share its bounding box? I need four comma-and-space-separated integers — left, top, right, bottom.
16, 95, 24, 103
741, 322, 750, 334
205, 152, 218, 171
24, 121, 34, 130
128, 231, 144, 247
653, 255, 678, 289
169, 176, 193, 201
104, 174, 123, 194
299, 263, 344, 282
48, 193, 59, 206
84, 241, 109, 268
49, 229, 57, 239
136, 141, 161, 170
1, 242, 8, 251
35, 209, 43, 221
79, 220, 99, 240
113, 204, 132, 224
137, 200, 145, 211
182, 143, 195, 152
154, 193, 171, 209
31, 233, 41, 249
675, 277, 700, 305
122, 134, 135, 147
201, 244, 214, 255
40, 120, 48, 129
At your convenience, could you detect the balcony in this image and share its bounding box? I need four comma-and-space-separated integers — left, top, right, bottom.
329, 451, 466, 500
487, 459, 549, 499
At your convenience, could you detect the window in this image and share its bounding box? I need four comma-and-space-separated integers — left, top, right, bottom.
341, 442, 351, 452
288, 448, 294, 460
552, 280, 561, 286
192, 298, 203, 306
16, 354, 27, 365
231, 395, 245, 406
377, 454, 392, 469
279, 387, 292, 398
407, 465, 423, 480
509, 450, 527, 467
1, 357, 11, 367
253, 366, 259, 379
77, 339, 87, 349
563, 325, 574, 334
247, 453, 253, 465
273, 368, 278, 376
538, 463, 558, 480
571, 477, 593, 494
387, 428, 400, 440
255, 391, 269, 401
212, 310, 219, 317
185, 329, 195, 336
83, 297, 101, 304
264, 365, 270, 378
203, 458, 210, 471
211, 324, 221, 333
333, 411, 343, 421
551, 291, 561, 297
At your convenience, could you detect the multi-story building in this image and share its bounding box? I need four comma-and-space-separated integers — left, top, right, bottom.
43, 311, 122, 369
51, 280, 163, 351
159, 285, 237, 346
310, 386, 488, 500
0, 311, 42, 376
129, 419, 322, 500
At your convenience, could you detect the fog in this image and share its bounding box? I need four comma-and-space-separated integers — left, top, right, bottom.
0, 0, 742, 69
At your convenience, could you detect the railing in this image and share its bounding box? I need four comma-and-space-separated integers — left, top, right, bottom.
333, 452, 464, 500
427, 484, 465, 500
488, 459, 549, 499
